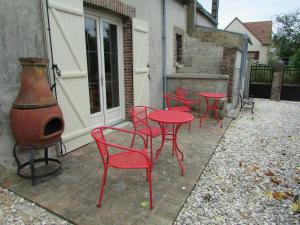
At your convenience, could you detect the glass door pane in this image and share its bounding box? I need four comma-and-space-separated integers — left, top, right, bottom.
102, 22, 120, 109
84, 17, 100, 114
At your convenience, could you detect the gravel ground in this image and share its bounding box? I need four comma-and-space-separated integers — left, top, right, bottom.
175, 99, 300, 225
0, 186, 73, 225
1, 99, 299, 225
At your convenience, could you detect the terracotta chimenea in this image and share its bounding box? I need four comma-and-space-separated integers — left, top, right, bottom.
10, 57, 64, 148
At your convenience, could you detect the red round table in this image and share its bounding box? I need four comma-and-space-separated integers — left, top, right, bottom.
148, 110, 193, 176
199, 92, 225, 128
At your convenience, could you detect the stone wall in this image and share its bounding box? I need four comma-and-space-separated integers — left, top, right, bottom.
192, 26, 244, 50
166, 74, 228, 111
0, 0, 47, 169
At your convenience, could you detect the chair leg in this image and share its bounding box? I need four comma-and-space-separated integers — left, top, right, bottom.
97, 166, 108, 208
146, 169, 149, 181
148, 169, 153, 209
150, 138, 153, 162
130, 133, 136, 148
188, 122, 191, 132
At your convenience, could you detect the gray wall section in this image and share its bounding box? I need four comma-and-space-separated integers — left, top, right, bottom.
0, 0, 46, 169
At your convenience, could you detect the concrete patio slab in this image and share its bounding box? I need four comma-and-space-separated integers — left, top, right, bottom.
3, 117, 231, 225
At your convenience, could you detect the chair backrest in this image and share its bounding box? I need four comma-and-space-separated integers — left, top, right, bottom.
175, 88, 188, 100
164, 93, 172, 109
129, 106, 149, 131
91, 127, 109, 165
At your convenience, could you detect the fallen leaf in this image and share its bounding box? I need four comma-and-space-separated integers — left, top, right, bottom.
273, 192, 288, 200
215, 216, 224, 223
265, 171, 274, 176
271, 177, 282, 185
266, 191, 273, 199
288, 135, 294, 140
285, 190, 294, 197
140, 201, 148, 207
291, 202, 300, 212
296, 166, 300, 174
247, 165, 259, 172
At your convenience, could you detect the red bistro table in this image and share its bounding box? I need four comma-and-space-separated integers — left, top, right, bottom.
147, 110, 193, 176
199, 92, 225, 128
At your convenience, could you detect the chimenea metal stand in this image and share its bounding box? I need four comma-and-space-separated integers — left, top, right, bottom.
13, 140, 63, 186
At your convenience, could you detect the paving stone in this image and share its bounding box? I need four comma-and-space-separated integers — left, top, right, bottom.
1, 115, 229, 225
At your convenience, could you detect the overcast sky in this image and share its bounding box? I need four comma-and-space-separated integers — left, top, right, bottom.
198, 0, 300, 29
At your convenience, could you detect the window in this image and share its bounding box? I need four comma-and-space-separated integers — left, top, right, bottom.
248, 51, 260, 61
176, 34, 183, 63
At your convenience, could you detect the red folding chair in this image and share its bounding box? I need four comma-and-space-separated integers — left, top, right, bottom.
164, 93, 192, 131
129, 106, 163, 162
175, 88, 201, 111
91, 126, 153, 209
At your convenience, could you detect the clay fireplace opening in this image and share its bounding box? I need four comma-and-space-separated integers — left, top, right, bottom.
44, 118, 64, 136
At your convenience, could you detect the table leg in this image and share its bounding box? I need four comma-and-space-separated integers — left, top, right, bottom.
200, 96, 209, 127
173, 123, 185, 176
213, 98, 222, 128
154, 121, 186, 176
154, 122, 166, 161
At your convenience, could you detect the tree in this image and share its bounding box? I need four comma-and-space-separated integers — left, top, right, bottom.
273, 9, 300, 60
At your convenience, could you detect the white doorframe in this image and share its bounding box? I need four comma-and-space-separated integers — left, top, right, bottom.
85, 8, 125, 127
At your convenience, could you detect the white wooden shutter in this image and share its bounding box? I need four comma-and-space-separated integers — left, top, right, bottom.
132, 18, 150, 106
44, 0, 91, 152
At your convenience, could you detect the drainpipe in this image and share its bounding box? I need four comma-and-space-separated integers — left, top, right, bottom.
241, 35, 249, 97
162, 0, 167, 108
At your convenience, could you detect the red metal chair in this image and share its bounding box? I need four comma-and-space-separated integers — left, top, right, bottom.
91, 126, 153, 209
175, 88, 201, 111
164, 93, 192, 130
129, 106, 163, 162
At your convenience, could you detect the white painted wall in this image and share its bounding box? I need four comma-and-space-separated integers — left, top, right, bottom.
120, 0, 163, 108
120, 1, 216, 107
165, 0, 187, 75
121, 0, 188, 108
196, 12, 214, 28
225, 19, 270, 64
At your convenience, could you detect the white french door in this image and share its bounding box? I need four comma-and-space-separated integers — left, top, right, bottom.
84, 12, 125, 127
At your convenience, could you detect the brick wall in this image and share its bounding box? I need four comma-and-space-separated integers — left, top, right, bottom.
270, 62, 284, 101
83, 0, 136, 17
222, 47, 236, 103
123, 17, 134, 119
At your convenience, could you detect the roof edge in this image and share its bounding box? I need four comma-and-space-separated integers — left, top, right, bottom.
196, 2, 218, 26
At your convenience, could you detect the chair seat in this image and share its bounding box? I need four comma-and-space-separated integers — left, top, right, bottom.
167, 106, 191, 112
138, 126, 162, 137
109, 150, 149, 169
